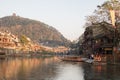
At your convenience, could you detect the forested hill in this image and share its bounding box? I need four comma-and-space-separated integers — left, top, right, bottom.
0, 14, 70, 47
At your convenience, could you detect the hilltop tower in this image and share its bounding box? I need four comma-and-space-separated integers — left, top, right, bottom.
12, 13, 16, 16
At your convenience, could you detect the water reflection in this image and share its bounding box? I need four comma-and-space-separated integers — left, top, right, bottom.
0, 57, 59, 80
54, 62, 84, 80
83, 63, 120, 80
0, 57, 120, 80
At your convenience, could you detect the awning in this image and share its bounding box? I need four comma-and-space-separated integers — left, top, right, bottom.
104, 48, 113, 51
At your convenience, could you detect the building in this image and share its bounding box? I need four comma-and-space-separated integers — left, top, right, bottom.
82, 22, 120, 62
0, 31, 20, 49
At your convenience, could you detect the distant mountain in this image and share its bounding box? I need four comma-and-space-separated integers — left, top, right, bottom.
0, 14, 70, 47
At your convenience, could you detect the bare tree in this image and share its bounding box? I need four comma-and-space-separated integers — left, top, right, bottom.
84, 0, 120, 27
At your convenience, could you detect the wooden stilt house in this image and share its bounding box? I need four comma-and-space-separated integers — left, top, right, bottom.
82, 22, 120, 62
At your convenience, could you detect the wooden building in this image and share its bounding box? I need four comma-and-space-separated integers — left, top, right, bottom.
82, 22, 120, 62
0, 31, 19, 49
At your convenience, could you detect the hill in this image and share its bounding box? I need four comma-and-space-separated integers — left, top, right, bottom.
0, 14, 70, 47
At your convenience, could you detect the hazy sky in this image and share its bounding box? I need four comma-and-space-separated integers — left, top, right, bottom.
0, 0, 106, 41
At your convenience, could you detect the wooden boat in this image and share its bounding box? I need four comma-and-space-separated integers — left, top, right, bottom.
60, 56, 87, 62
0, 52, 6, 55
0, 52, 6, 58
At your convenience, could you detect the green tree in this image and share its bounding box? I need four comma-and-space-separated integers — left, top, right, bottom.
20, 35, 29, 45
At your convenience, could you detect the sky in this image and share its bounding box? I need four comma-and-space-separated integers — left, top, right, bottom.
0, 0, 106, 41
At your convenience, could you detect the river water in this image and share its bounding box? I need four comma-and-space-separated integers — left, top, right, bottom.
0, 56, 120, 80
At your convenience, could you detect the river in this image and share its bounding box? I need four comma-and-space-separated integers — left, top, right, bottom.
0, 56, 120, 80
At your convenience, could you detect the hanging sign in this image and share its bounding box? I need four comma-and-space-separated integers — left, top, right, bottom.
110, 10, 116, 28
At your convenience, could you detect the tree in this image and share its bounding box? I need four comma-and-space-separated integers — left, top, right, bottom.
85, 0, 120, 27
20, 35, 30, 45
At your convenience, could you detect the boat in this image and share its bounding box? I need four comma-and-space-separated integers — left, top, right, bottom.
84, 59, 94, 63
60, 56, 87, 62
84, 57, 107, 64
0, 51, 6, 58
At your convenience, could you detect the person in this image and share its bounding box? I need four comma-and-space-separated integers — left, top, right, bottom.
90, 54, 94, 59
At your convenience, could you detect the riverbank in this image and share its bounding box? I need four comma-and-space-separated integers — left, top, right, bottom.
0, 51, 55, 59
